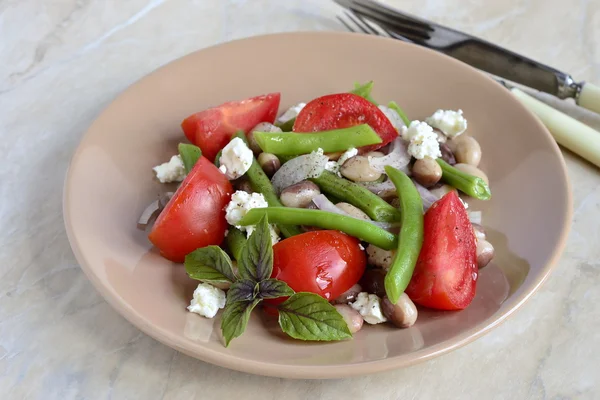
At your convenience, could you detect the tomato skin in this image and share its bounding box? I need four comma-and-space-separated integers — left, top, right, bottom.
405, 191, 478, 310
181, 93, 281, 161
292, 93, 398, 153
271, 230, 367, 301
148, 157, 233, 262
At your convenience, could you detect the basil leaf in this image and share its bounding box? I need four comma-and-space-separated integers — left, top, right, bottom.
259, 279, 294, 299
350, 81, 378, 105
237, 215, 273, 282
178, 143, 202, 173
221, 298, 261, 347
227, 279, 257, 303
185, 246, 236, 283
278, 292, 352, 341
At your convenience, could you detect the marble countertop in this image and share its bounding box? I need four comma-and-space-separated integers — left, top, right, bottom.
2, 0, 599, 398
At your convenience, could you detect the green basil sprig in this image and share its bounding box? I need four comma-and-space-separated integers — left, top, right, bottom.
184, 215, 351, 346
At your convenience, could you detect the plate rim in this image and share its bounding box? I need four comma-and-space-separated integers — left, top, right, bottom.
63, 31, 573, 379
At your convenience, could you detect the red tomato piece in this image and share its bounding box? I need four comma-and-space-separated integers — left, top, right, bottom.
405, 191, 478, 310
292, 93, 398, 153
271, 230, 366, 301
181, 93, 281, 161
148, 156, 233, 262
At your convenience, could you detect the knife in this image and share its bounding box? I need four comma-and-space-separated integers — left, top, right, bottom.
335, 0, 600, 115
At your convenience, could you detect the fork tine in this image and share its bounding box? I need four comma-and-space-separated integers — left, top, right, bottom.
349, 7, 430, 41
350, 0, 433, 32
336, 15, 358, 33
345, 11, 380, 35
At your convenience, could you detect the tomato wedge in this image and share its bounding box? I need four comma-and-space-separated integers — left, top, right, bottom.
271, 230, 366, 301
181, 93, 280, 161
293, 93, 398, 153
405, 191, 478, 310
148, 157, 233, 262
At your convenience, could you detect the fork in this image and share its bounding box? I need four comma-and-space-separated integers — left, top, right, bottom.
334, 0, 600, 115
336, 7, 600, 169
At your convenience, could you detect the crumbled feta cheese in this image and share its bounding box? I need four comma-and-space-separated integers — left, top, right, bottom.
153, 155, 186, 183
378, 105, 406, 131
224, 190, 280, 243
252, 121, 283, 133
326, 147, 358, 176
218, 137, 253, 180
358, 243, 365, 251
337, 148, 358, 166
325, 161, 339, 173
277, 102, 306, 123
350, 292, 387, 324
425, 109, 467, 138
401, 121, 441, 160
366, 244, 396, 270
187, 282, 226, 318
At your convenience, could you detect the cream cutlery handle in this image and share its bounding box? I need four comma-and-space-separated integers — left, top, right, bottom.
578, 83, 600, 114
511, 88, 600, 168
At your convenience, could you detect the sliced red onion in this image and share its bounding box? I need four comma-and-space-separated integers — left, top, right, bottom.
468, 211, 482, 225
138, 200, 161, 228
138, 192, 174, 229
368, 137, 411, 174
312, 194, 399, 232
360, 179, 397, 199
413, 181, 441, 210
271, 151, 328, 194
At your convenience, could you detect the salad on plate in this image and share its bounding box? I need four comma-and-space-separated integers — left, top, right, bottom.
138, 81, 494, 347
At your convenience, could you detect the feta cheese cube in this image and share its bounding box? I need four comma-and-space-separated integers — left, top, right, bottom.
224, 190, 280, 243
252, 122, 283, 133
425, 109, 467, 138
350, 292, 387, 324
218, 137, 253, 180
187, 282, 226, 318
401, 121, 441, 160
153, 155, 186, 183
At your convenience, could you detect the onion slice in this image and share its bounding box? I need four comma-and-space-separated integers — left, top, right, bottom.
413, 181, 441, 211
138, 200, 162, 229
312, 194, 399, 232
271, 151, 328, 194
368, 136, 410, 174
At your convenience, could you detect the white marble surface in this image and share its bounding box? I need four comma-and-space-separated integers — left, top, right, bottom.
1, 0, 600, 398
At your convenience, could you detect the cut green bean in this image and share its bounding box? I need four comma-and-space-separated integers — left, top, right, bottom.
178, 143, 202, 173
238, 208, 397, 250
253, 124, 382, 156
351, 81, 378, 105
436, 159, 491, 200
214, 149, 223, 167
234, 132, 302, 238
226, 227, 247, 261
383, 166, 424, 304
311, 171, 401, 223
387, 101, 411, 127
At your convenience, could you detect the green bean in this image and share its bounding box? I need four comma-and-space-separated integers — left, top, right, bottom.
351, 81, 378, 105
178, 143, 202, 173
383, 166, 424, 304
238, 208, 397, 250
214, 149, 222, 167
226, 227, 247, 261
310, 171, 401, 222
253, 124, 382, 156
233, 132, 302, 238
275, 118, 295, 132
387, 101, 411, 127
436, 159, 491, 200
